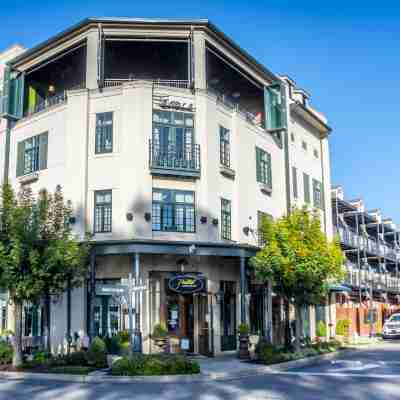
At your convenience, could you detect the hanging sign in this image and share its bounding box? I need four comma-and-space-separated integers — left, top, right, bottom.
168, 274, 205, 295
158, 96, 194, 111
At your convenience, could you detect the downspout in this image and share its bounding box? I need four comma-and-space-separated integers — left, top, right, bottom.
319, 137, 327, 236
3, 119, 11, 183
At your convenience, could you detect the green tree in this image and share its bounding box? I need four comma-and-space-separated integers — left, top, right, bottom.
251, 207, 344, 350
0, 183, 89, 366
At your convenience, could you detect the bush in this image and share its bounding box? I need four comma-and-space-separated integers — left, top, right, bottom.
117, 330, 130, 343
336, 319, 350, 336
86, 337, 107, 368
316, 321, 327, 338
152, 324, 168, 338
0, 342, 13, 365
111, 354, 200, 376
238, 323, 250, 335
63, 351, 88, 366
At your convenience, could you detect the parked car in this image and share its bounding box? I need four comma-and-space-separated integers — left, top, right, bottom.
382, 313, 400, 339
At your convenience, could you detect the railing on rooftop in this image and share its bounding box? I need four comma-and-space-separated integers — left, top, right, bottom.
23, 91, 67, 118
104, 79, 189, 89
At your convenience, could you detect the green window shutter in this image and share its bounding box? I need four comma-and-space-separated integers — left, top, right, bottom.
16, 141, 25, 177
267, 152, 272, 188
292, 166, 298, 198
256, 147, 261, 182
0, 66, 11, 117
6, 70, 24, 120
313, 179, 318, 206
39, 132, 48, 170
264, 82, 287, 131
303, 173, 310, 203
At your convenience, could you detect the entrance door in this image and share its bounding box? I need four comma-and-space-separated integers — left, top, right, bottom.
220, 281, 237, 351
198, 293, 211, 356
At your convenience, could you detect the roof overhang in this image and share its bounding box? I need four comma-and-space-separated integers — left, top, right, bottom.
290, 102, 332, 138
8, 17, 278, 84
92, 239, 258, 258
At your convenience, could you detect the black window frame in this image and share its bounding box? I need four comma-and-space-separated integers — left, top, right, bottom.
95, 112, 114, 154
23, 135, 40, 175
94, 190, 112, 233
257, 211, 272, 247
256, 147, 272, 188
221, 198, 232, 240
152, 189, 196, 233
219, 126, 230, 168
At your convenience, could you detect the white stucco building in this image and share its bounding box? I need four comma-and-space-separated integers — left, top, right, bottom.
0, 18, 333, 355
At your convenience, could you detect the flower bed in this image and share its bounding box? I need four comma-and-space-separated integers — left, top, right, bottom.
111, 354, 200, 376
256, 339, 343, 365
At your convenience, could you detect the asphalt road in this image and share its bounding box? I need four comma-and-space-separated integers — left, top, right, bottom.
1, 342, 400, 400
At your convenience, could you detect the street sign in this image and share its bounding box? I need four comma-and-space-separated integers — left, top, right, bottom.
96, 284, 126, 296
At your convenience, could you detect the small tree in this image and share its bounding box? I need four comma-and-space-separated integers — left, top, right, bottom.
0, 183, 89, 366
251, 207, 344, 350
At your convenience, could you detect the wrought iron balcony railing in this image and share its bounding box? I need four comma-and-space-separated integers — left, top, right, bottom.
149, 141, 201, 178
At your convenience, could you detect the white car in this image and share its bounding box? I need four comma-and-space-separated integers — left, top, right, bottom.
382, 313, 400, 339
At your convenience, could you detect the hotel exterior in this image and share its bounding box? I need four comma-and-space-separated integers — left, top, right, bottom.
331, 186, 400, 338
0, 18, 333, 355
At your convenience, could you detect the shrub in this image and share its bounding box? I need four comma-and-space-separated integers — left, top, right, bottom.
152, 324, 168, 338
0, 342, 13, 365
63, 351, 88, 366
238, 323, 250, 335
111, 354, 200, 376
336, 319, 350, 336
86, 337, 107, 368
117, 330, 130, 343
316, 321, 327, 338
32, 351, 47, 364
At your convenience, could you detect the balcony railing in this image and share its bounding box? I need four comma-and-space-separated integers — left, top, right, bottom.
104, 79, 189, 89
24, 91, 67, 117
149, 141, 201, 178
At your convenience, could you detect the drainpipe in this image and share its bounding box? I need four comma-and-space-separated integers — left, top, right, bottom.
3, 119, 11, 183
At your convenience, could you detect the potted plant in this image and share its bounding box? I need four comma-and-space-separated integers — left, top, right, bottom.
152, 323, 168, 352
238, 323, 250, 359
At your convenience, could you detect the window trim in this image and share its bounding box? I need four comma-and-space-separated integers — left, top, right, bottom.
94, 190, 112, 233
95, 112, 114, 155
256, 146, 272, 188
303, 172, 311, 204
17, 132, 48, 177
313, 179, 324, 209
152, 188, 196, 233
219, 126, 231, 168
221, 198, 232, 240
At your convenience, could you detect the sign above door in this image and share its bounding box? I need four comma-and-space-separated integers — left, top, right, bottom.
168, 274, 206, 295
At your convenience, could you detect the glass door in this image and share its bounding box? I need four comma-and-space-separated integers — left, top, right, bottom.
220, 281, 237, 351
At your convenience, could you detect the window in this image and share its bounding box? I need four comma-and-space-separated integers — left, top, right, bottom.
257, 211, 272, 247
292, 166, 298, 199
94, 190, 112, 233
152, 189, 195, 233
303, 173, 311, 204
16, 132, 48, 176
313, 179, 324, 209
302, 141, 307, 151
219, 126, 230, 167
152, 110, 194, 159
221, 198, 232, 240
256, 147, 272, 188
313, 148, 319, 158
95, 112, 113, 154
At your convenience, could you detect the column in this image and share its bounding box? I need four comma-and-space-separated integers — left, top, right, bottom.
240, 256, 246, 324
263, 281, 273, 343
133, 253, 142, 352
88, 250, 96, 340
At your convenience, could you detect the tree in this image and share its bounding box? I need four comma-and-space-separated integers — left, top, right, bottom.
0, 183, 89, 366
250, 207, 344, 350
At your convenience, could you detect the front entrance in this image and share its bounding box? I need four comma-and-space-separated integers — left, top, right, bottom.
220, 281, 237, 351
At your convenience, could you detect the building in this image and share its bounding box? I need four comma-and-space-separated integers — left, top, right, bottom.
0, 18, 333, 355
331, 186, 400, 338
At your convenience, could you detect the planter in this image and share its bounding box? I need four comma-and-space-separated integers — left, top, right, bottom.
238, 334, 250, 360
153, 337, 168, 352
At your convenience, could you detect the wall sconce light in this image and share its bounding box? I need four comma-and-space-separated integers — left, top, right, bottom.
126, 213, 133, 221
200, 216, 207, 224
144, 212, 151, 222
212, 218, 219, 226
68, 216, 76, 225
243, 226, 250, 236
215, 290, 224, 304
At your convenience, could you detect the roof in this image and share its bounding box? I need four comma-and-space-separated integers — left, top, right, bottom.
8, 17, 278, 83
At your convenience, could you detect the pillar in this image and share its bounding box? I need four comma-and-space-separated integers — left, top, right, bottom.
88, 250, 96, 340
240, 256, 246, 324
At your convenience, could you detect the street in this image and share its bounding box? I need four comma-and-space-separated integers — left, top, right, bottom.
0, 343, 400, 399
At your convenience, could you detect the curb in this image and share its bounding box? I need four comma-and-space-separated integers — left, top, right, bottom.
0, 346, 368, 384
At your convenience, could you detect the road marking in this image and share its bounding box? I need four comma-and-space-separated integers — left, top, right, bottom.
270, 371, 400, 379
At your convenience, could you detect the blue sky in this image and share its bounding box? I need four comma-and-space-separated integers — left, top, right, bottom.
1, 1, 400, 220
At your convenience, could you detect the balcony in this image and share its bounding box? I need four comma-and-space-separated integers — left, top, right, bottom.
23, 91, 67, 117
104, 79, 189, 89
149, 141, 200, 178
